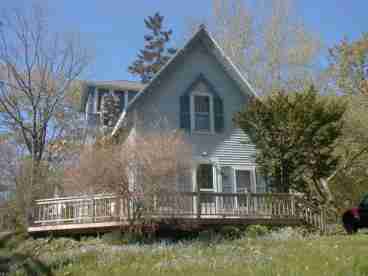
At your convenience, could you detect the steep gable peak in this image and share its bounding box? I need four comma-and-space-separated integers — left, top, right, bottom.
112, 25, 259, 136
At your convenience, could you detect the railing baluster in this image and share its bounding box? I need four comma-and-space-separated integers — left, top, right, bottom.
30, 192, 327, 234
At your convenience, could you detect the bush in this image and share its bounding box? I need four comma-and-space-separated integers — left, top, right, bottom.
219, 226, 242, 240
1, 231, 28, 250
197, 229, 217, 243
245, 225, 269, 238
101, 231, 124, 245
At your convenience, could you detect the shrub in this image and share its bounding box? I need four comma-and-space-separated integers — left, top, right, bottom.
101, 231, 124, 245
245, 225, 269, 238
1, 231, 28, 250
197, 229, 217, 243
219, 226, 242, 240
121, 231, 148, 244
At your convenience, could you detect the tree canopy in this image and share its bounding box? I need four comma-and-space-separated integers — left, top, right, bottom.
236, 86, 346, 204
329, 33, 368, 96
327, 34, 368, 207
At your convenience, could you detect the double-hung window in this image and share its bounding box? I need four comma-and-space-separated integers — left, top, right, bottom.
191, 93, 213, 133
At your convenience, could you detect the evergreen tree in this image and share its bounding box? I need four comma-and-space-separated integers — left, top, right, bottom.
128, 12, 177, 83
235, 86, 346, 204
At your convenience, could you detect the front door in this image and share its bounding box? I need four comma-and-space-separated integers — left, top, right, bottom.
196, 164, 215, 214
234, 168, 254, 213
235, 169, 252, 193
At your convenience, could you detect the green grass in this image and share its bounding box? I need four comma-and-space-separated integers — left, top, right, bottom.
3, 229, 368, 275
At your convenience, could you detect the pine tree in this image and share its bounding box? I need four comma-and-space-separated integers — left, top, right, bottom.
128, 12, 177, 83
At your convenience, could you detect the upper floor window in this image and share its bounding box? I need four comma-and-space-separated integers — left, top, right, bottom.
88, 88, 137, 114
180, 82, 224, 134
191, 93, 213, 132
97, 89, 109, 112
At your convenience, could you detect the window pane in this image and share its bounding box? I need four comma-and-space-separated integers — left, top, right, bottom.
114, 91, 125, 111
195, 114, 210, 131
97, 89, 109, 112
236, 170, 251, 193
197, 164, 213, 190
194, 95, 210, 113
194, 95, 210, 131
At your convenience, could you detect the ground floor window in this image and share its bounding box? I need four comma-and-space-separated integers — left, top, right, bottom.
235, 168, 254, 193
196, 164, 214, 191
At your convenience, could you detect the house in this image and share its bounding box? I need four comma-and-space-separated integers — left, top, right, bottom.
28, 26, 326, 234
82, 26, 265, 196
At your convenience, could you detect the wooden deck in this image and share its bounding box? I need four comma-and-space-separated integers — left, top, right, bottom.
28, 192, 327, 234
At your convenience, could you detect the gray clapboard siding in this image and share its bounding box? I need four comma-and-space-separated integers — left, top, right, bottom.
213, 128, 256, 167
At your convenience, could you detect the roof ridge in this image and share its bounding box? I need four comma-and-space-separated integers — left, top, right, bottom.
111, 26, 259, 137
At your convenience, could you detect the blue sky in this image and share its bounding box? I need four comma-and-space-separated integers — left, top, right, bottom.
2, 0, 368, 81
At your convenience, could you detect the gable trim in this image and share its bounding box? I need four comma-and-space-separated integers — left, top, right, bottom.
182, 73, 220, 98
111, 25, 259, 137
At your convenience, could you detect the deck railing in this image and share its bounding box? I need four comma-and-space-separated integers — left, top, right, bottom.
149, 192, 297, 218
31, 192, 327, 232
32, 194, 130, 225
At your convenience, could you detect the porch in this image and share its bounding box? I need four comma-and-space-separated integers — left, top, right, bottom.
28, 192, 327, 234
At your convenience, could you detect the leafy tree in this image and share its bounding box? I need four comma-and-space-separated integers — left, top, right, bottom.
0, 4, 89, 223
187, 0, 321, 94
329, 33, 368, 96
236, 86, 346, 204
327, 34, 368, 207
0, 5, 89, 166
128, 12, 176, 83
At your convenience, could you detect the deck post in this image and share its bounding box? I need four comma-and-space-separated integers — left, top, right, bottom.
92, 197, 95, 223
291, 195, 295, 217
196, 186, 201, 219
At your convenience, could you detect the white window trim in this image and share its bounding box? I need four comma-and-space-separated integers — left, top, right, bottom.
190, 91, 215, 134
233, 166, 256, 193
192, 161, 217, 193
95, 88, 108, 115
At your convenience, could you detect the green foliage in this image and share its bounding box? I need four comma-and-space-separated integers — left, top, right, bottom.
236, 86, 346, 200
101, 231, 125, 245
128, 12, 177, 83
245, 225, 270, 238
197, 229, 217, 243
0, 232, 28, 251
218, 226, 242, 240
6, 235, 368, 276
327, 34, 368, 207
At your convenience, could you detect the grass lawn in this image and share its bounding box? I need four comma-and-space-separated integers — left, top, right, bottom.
2, 229, 368, 275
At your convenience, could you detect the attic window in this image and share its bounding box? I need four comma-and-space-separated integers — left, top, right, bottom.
191, 93, 213, 133
180, 82, 224, 133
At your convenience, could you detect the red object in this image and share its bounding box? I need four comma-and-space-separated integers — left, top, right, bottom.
350, 207, 360, 218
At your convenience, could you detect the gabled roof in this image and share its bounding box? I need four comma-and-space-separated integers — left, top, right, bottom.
111, 25, 259, 136
80, 80, 144, 112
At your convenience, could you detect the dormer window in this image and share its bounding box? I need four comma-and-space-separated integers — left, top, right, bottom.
191, 93, 213, 133
180, 77, 224, 134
